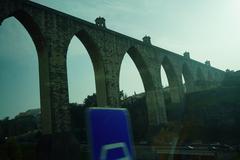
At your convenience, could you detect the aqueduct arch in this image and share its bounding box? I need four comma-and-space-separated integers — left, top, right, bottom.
5, 10, 46, 54
161, 56, 182, 103
182, 63, 194, 93
1, 10, 55, 134
118, 46, 166, 126
125, 47, 155, 91
66, 30, 107, 107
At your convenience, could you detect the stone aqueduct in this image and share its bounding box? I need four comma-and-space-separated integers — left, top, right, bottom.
0, 0, 225, 134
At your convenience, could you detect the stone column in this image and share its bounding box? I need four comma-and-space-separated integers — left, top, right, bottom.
38, 50, 53, 134
48, 44, 71, 133
37, 40, 82, 160
39, 40, 71, 134
169, 86, 183, 103
94, 38, 125, 108
101, 59, 121, 107
169, 73, 184, 104
146, 88, 168, 126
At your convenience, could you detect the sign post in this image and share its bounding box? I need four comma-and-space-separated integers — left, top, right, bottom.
86, 108, 135, 160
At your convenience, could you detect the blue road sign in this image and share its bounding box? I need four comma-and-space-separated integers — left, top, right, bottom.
86, 108, 135, 160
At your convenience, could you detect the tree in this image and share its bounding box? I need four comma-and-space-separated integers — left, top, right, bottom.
119, 90, 127, 101
83, 93, 97, 107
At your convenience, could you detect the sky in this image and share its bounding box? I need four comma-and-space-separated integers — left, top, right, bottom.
0, 0, 240, 119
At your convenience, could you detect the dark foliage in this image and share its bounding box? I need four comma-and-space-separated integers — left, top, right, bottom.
180, 71, 240, 145
122, 95, 148, 142
0, 115, 38, 139
83, 93, 97, 107
69, 103, 87, 143
222, 70, 240, 87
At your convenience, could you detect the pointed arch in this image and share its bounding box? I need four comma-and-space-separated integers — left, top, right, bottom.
161, 66, 169, 88
182, 63, 194, 92
3, 10, 46, 55
119, 46, 165, 127
161, 56, 178, 87
119, 46, 155, 91
0, 15, 41, 117
66, 36, 96, 104
67, 29, 106, 106
119, 53, 145, 96
160, 56, 184, 103
1, 10, 53, 133
74, 30, 104, 69
119, 47, 149, 138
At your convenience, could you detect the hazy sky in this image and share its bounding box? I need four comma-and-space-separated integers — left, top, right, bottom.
0, 0, 239, 119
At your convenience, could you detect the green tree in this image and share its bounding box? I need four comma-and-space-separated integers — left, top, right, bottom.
83, 93, 97, 107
